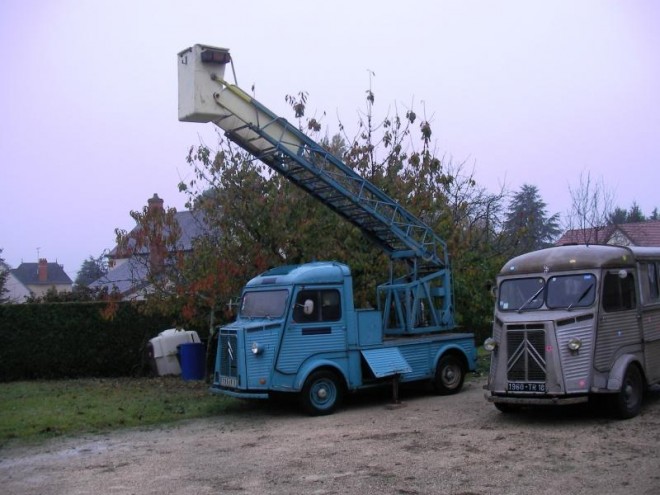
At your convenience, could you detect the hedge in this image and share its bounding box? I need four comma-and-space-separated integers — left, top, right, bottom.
0, 302, 200, 381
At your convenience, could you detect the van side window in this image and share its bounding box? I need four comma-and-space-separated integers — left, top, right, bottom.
293, 289, 341, 323
602, 272, 637, 312
321, 290, 341, 321
648, 263, 660, 301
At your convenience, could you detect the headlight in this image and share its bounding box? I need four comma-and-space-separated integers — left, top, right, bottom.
484, 337, 497, 352
251, 342, 264, 355
567, 337, 582, 351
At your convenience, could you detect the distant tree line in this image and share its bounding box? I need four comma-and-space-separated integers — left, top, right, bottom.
6, 87, 657, 340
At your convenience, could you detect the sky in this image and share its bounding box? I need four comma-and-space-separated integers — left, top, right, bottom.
1, 0, 659, 280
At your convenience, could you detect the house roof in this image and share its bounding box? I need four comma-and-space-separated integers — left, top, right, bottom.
108, 210, 208, 258
92, 194, 214, 298
11, 262, 73, 285
89, 257, 149, 295
556, 220, 660, 247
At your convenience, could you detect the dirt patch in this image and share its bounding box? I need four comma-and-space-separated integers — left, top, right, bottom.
2, 377, 660, 495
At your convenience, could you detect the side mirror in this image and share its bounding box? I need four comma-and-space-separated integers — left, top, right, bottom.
303, 299, 315, 315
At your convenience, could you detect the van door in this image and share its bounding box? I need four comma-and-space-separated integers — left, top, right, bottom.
594, 270, 642, 372
640, 262, 660, 383
275, 287, 347, 374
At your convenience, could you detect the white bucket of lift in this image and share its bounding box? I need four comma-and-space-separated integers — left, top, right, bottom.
148, 329, 201, 376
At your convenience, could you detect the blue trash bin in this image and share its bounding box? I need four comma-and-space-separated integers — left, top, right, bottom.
178, 342, 206, 381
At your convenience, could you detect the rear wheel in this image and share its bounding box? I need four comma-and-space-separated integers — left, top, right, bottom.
299, 370, 343, 416
432, 355, 465, 395
610, 364, 644, 419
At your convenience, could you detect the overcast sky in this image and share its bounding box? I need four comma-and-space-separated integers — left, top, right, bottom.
1, 0, 658, 279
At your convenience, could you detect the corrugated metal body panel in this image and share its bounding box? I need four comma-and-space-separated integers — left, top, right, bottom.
489, 322, 503, 383
398, 345, 432, 380
557, 322, 594, 392
642, 309, 660, 342
644, 341, 660, 384
276, 326, 346, 374
594, 312, 641, 371
642, 308, 660, 383
244, 327, 280, 389
361, 348, 412, 378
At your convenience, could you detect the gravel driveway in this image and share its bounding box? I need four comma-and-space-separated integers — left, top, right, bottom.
2, 377, 660, 495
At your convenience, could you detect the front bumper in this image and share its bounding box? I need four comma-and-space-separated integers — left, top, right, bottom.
210, 384, 268, 400
485, 391, 589, 406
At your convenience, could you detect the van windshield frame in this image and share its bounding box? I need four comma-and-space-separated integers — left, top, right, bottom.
546, 273, 597, 310
240, 290, 289, 319
498, 273, 598, 312
498, 277, 545, 312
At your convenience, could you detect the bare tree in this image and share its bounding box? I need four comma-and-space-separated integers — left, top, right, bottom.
564, 171, 615, 244
441, 158, 507, 252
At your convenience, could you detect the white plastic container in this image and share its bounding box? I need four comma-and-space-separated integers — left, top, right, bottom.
148, 329, 201, 376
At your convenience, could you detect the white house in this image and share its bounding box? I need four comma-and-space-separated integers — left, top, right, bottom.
5, 259, 73, 303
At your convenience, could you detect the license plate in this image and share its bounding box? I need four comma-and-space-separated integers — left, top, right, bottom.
220, 376, 238, 388
507, 382, 546, 392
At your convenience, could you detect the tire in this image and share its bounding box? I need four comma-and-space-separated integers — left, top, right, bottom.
299, 369, 343, 416
610, 364, 644, 420
432, 355, 465, 395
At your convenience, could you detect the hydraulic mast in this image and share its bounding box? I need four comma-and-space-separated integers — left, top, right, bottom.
178, 44, 455, 334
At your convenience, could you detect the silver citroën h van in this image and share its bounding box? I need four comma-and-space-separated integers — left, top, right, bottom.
484, 244, 660, 419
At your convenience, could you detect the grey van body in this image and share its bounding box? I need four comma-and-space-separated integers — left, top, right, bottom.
484, 244, 660, 418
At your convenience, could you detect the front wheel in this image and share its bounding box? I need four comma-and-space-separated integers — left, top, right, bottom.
432, 355, 466, 395
610, 364, 644, 419
299, 370, 343, 416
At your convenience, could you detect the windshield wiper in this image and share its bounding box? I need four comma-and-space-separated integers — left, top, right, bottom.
518, 285, 545, 313
567, 283, 595, 311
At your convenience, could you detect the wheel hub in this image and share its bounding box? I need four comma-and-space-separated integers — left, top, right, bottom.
624, 383, 634, 402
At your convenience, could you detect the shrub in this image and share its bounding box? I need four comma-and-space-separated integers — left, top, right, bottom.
0, 302, 195, 381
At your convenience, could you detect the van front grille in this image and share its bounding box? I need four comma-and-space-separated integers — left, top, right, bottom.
506, 328, 546, 382
219, 331, 238, 379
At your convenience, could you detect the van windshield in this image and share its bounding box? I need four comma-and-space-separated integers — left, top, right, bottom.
498, 273, 597, 312
240, 290, 289, 319
498, 277, 545, 311
546, 274, 596, 309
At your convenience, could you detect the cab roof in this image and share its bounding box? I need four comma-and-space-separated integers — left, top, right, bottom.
245, 262, 350, 287
500, 244, 660, 276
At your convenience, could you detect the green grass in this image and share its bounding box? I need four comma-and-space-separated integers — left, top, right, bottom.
0, 377, 237, 446
1, 347, 491, 447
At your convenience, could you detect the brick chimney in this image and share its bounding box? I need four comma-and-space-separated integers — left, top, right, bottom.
147, 194, 165, 273
148, 193, 164, 212
38, 258, 48, 282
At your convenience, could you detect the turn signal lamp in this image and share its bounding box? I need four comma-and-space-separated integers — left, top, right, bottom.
251, 342, 264, 355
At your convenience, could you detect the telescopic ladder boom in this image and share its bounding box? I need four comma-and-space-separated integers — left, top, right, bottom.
178, 44, 455, 333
